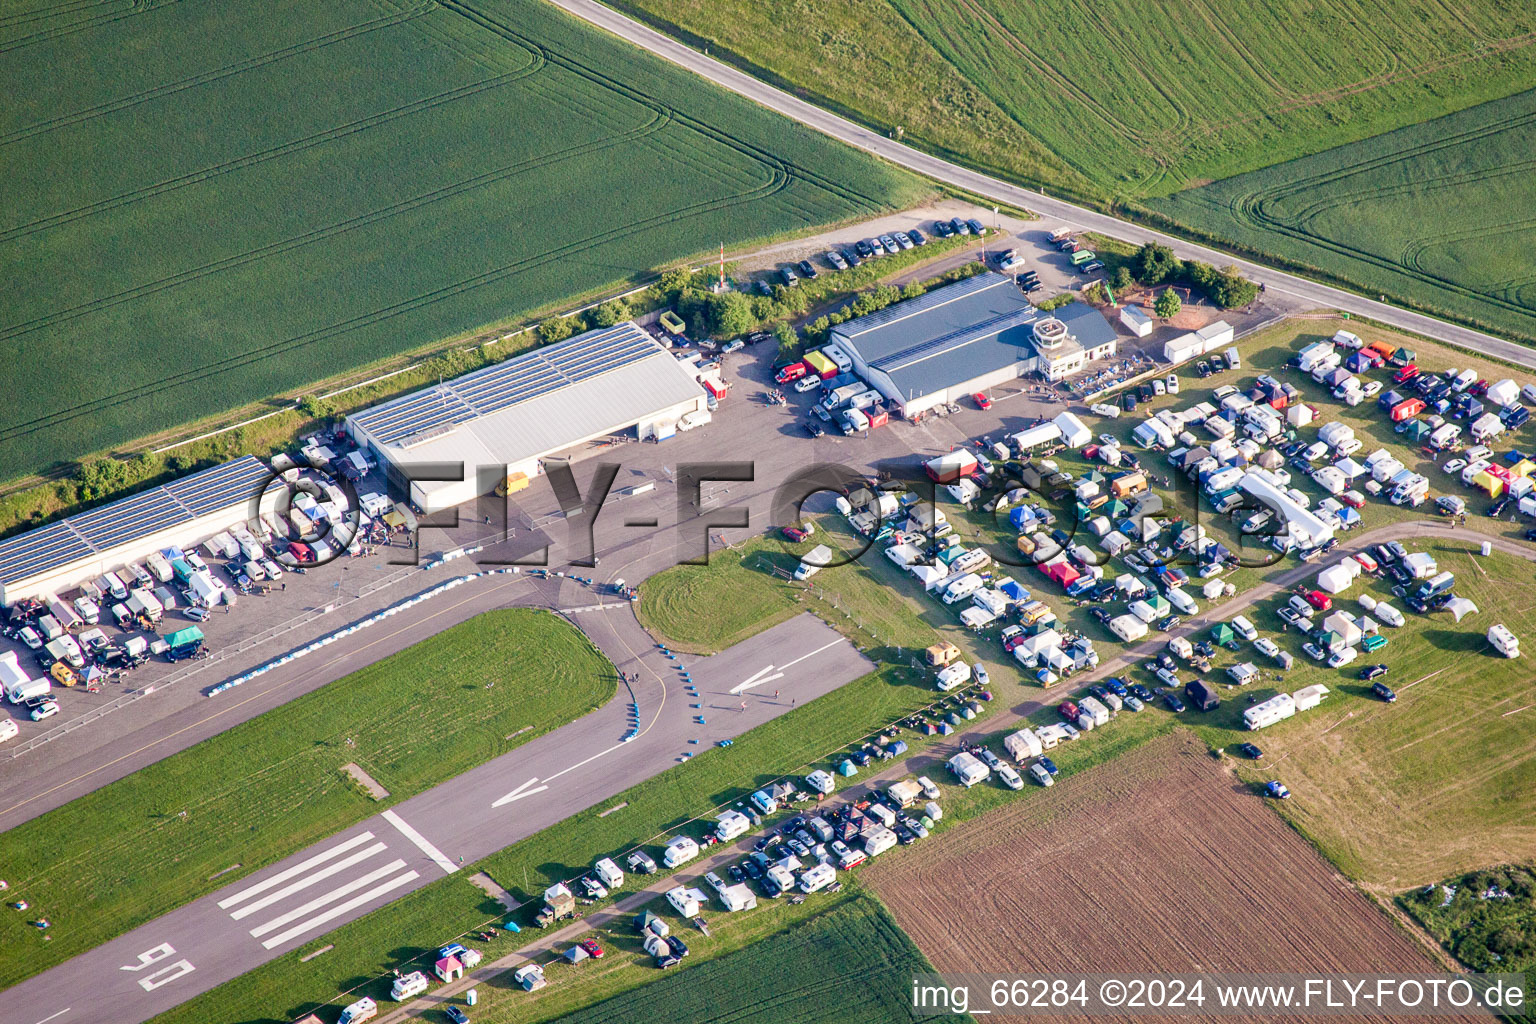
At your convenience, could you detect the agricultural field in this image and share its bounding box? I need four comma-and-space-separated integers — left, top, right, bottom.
865, 731, 1469, 1024
468, 893, 957, 1024
0, 0, 924, 480
0, 609, 615, 989
623, 0, 1536, 199
1155, 89, 1536, 344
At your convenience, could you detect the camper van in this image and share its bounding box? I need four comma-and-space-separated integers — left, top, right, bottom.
662, 836, 700, 868
794, 545, 833, 580
389, 972, 429, 1001
947, 751, 990, 788
942, 573, 984, 605
935, 662, 971, 692
338, 997, 378, 1024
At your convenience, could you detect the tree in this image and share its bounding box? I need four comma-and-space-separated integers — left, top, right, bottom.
901, 280, 925, 300
1111, 265, 1133, 291
299, 395, 334, 422
1134, 242, 1181, 285
538, 316, 578, 344
1154, 287, 1182, 320
705, 291, 754, 338
772, 321, 798, 361
590, 298, 631, 329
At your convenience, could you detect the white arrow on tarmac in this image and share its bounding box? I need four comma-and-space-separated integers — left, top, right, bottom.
729, 638, 846, 695
729, 665, 784, 695
491, 777, 549, 808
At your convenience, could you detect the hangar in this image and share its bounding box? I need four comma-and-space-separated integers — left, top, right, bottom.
829, 273, 1117, 418
0, 456, 278, 607
347, 322, 707, 511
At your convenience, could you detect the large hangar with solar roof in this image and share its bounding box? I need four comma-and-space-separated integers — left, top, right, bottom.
346, 321, 707, 510
0, 456, 279, 606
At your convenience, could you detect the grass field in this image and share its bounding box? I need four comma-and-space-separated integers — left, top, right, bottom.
0, 0, 924, 479
1399, 863, 1536, 985
622, 0, 1536, 199
1155, 89, 1536, 343
0, 609, 615, 989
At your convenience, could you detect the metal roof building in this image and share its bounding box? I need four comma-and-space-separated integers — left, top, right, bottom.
347, 322, 706, 509
0, 456, 278, 606
829, 273, 1118, 416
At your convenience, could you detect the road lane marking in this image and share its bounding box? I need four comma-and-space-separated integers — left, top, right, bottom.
382, 809, 457, 874
217, 832, 377, 909
490, 776, 549, 808
259, 870, 419, 949
32, 1010, 70, 1024
248, 860, 408, 938
228, 843, 388, 920
777, 637, 846, 671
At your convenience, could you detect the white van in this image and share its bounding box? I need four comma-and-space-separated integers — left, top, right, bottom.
804, 769, 835, 795
389, 971, 428, 1001
935, 662, 971, 692
338, 996, 378, 1024
1231, 615, 1257, 641
1224, 346, 1241, 370
715, 810, 751, 842
594, 857, 624, 889
798, 863, 836, 893
941, 573, 984, 605
663, 835, 700, 868
100, 571, 129, 601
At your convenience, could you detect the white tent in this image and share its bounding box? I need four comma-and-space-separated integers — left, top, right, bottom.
1316, 564, 1354, 594
1054, 411, 1092, 448
1322, 611, 1362, 647
1485, 379, 1520, 408
1286, 404, 1314, 427
1446, 597, 1478, 623
1103, 532, 1132, 556
1115, 573, 1147, 597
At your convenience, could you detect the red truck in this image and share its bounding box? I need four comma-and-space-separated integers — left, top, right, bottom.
775, 362, 810, 385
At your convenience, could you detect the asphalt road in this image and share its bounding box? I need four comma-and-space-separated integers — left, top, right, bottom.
548, 0, 1536, 370
0, 612, 869, 1024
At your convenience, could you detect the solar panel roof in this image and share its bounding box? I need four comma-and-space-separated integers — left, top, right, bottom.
353, 322, 665, 448
0, 456, 274, 588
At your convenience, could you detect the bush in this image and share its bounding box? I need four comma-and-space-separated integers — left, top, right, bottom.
773, 321, 799, 361
538, 315, 580, 344
590, 297, 631, 328
1111, 265, 1133, 291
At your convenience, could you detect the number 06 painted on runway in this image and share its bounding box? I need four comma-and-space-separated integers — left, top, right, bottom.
120, 943, 195, 991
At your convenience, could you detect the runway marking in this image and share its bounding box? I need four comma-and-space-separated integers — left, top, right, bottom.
382, 809, 457, 874
217, 831, 377, 909
228, 843, 389, 920
489, 776, 549, 808
728, 637, 844, 694
259, 869, 419, 949
0, 575, 529, 823
247, 859, 408, 938
32, 1010, 70, 1024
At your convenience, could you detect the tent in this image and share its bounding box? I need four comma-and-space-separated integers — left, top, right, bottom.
1486, 379, 1520, 408
1316, 564, 1354, 594
1254, 449, 1284, 470
1115, 573, 1147, 597
1401, 420, 1432, 442
563, 946, 590, 965
1209, 623, 1236, 645
1446, 597, 1479, 623
1042, 561, 1080, 588
1008, 506, 1037, 531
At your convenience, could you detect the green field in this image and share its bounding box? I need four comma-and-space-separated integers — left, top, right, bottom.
623, 0, 1536, 199
1399, 864, 1536, 987
0, 0, 923, 479
1155, 89, 1536, 343
0, 608, 615, 989
542, 894, 958, 1024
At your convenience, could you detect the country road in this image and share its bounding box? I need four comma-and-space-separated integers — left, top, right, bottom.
547, 0, 1536, 371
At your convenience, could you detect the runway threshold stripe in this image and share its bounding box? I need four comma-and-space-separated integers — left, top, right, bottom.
217, 831, 377, 909
382, 809, 458, 874
228, 842, 389, 920
248, 859, 408, 938
260, 870, 420, 949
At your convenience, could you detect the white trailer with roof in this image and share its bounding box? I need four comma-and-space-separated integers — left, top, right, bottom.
1243, 693, 1296, 730
1003, 728, 1043, 761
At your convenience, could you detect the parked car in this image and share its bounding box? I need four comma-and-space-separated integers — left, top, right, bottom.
1237, 742, 1263, 759
1371, 681, 1397, 703
825, 250, 848, 271
1358, 664, 1388, 681
1162, 693, 1186, 712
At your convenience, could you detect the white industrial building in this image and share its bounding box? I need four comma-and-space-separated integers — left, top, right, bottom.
0, 456, 279, 607
347, 322, 707, 510
828, 273, 1118, 418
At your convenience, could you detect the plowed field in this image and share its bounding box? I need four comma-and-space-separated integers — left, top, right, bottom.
866, 732, 1469, 1023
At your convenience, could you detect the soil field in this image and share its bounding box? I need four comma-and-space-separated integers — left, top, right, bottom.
865, 732, 1470, 1023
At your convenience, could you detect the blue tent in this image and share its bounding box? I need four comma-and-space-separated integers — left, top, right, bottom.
1336, 507, 1361, 529
1008, 506, 1036, 530
999, 579, 1029, 603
